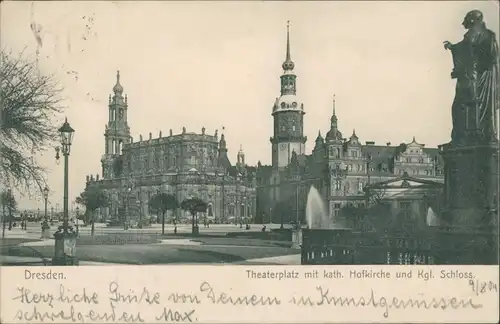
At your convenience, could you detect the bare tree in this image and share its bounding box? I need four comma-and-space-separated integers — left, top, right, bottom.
0, 49, 63, 191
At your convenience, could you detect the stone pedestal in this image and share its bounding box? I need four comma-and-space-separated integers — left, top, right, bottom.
292, 228, 303, 249
439, 140, 498, 264
41, 229, 51, 239
41, 221, 51, 239
439, 141, 498, 230
52, 228, 78, 266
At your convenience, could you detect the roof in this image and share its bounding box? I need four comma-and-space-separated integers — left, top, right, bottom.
365, 172, 444, 190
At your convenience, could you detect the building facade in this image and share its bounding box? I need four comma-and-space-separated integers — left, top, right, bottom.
86, 23, 444, 227
86, 73, 256, 224
255, 24, 445, 226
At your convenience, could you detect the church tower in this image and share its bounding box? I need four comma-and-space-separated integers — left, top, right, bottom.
236, 145, 245, 169
101, 71, 131, 179
325, 95, 344, 163
270, 21, 307, 170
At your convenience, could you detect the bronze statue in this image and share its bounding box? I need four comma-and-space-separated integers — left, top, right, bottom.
444, 10, 499, 144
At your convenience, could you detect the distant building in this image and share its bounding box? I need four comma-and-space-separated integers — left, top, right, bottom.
255, 24, 445, 225
86, 72, 256, 224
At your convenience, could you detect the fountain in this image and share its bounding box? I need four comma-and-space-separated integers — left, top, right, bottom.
306, 186, 347, 229
292, 186, 348, 248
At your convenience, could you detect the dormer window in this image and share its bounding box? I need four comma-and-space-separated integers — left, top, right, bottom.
281, 102, 286, 108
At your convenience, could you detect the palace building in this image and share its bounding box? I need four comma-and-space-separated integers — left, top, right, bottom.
86, 72, 256, 224
254, 23, 445, 225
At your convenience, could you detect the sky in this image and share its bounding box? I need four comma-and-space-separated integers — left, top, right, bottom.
1, 0, 499, 210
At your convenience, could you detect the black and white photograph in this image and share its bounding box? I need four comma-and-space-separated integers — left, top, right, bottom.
1, 1, 498, 266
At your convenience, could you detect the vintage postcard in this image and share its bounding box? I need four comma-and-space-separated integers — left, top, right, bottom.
0, 0, 499, 323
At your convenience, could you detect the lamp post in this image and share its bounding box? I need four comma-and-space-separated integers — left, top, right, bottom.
124, 176, 134, 230
241, 196, 246, 228
52, 117, 78, 266
75, 206, 80, 236
41, 186, 50, 238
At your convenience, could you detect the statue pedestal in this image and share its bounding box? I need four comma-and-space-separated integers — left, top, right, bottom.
439, 140, 498, 264
41, 221, 51, 239
439, 141, 498, 231
292, 228, 303, 249
52, 227, 78, 266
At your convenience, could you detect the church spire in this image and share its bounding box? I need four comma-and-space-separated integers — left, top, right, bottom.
113, 70, 123, 95
282, 21, 295, 71
326, 94, 342, 141
331, 94, 338, 124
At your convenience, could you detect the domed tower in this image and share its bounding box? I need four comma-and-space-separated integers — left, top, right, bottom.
217, 130, 231, 171
270, 21, 307, 170
237, 144, 245, 169
101, 71, 131, 179
325, 95, 344, 164
313, 130, 326, 161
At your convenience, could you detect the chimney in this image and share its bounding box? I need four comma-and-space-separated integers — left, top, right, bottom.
386, 142, 391, 146
365, 141, 375, 145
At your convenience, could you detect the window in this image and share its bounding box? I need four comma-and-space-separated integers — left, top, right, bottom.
399, 201, 412, 220
336, 148, 340, 158
292, 125, 296, 131
353, 151, 358, 158
358, 181, 363, 192
334, 203, 341, 218
356, 164, 361, 172
335, 180, 341, 190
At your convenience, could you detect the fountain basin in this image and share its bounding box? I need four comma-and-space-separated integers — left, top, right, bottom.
291, 228, 303, 249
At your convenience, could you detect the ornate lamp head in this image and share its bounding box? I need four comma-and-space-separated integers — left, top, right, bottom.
43, 186, 49, 200
58, 117, 75, 155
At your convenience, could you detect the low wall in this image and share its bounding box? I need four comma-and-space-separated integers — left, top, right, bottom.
301, 228, 498, 265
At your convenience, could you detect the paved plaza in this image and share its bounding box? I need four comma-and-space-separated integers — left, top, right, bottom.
0, 222, 301, 266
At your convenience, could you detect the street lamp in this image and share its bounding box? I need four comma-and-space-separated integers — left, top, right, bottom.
41, 186, 50, 238
124, 176, 134, 230
75, 206, 80, 236
52, 117, 78, 266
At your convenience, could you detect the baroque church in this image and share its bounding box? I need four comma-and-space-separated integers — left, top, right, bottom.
86, 71, 256, 224
254, 23, 445, 225
85, 22, 445, 226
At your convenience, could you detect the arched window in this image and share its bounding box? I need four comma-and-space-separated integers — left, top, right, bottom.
208, 204, 213, 216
